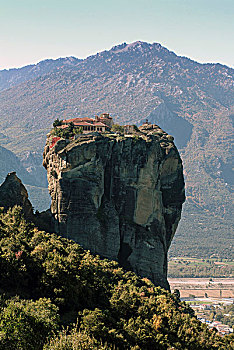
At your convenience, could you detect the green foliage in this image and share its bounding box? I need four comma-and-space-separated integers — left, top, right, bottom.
52, 122, 83, 139
0, 297, 59, 350
111, 124, 124, 134
73, 126, 83, 135
0, 207, 233, 349
52, 127, 69, 139
44, 328, 113, 350
53, 119, 62, 128
169, 202, 234, 260
213, 303, 234, 328
168, 257, 234, 278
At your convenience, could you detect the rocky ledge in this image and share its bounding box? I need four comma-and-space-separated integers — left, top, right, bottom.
43, 124, 185, 289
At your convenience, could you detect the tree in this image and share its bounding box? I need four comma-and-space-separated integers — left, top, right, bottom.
68, 122, 75, 132
173, 289, 181, 301
53, 119, 62, 128
111, 124, 124, 134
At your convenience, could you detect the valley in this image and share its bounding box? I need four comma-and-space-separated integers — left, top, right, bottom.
169, 277, 234, 336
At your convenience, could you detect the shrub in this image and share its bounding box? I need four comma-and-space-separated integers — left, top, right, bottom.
44, 328, 113, 350
0, 297, 59, 350
111, 124, 124, 134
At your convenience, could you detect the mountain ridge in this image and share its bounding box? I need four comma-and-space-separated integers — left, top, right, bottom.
1, 41, 233, 93
0, 56, 81, 91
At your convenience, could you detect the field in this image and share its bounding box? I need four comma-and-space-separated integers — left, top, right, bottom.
168, 277, 234, 298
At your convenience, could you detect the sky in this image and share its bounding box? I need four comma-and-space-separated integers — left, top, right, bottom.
0, 0, 233, 70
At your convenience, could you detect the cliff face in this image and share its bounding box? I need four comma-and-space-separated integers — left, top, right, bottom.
43, 125, 185, 289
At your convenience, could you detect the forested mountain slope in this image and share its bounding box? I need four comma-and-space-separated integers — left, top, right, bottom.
0, 206, 232, 349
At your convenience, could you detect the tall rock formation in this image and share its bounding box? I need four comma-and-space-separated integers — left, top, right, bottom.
0, 172, 34, 219
43, 124, 185, 289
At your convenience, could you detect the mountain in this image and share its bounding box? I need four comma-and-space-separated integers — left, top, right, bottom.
1, 41, 233, 154
19, 150, 47, 187
0, 145, 51, 211
0, 56, 80, 91
0, 41, 233, 258
0, 145, 34, 185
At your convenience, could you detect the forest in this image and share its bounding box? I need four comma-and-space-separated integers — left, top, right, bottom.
168, 257, 233, 278
0, 206, 233, 349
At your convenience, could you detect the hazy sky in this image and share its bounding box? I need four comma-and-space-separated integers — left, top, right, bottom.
1, 0, 233, 69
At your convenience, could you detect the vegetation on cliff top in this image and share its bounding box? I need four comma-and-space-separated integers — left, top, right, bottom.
0, 206, 233, 349
52, 121, 83, 139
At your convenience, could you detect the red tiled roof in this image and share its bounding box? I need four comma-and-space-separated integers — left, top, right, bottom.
63, 118, 77, 123
74, 121, 94, 126
63, 117, 95, 123
94, 122, 107, 126
80, 117, 95, 121
62, 117, 109, 128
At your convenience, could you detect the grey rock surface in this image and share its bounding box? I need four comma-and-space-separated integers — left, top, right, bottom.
43, 124, 185, 289
0, 172, 34, 220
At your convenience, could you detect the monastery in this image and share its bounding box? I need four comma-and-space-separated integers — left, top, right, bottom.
61, 113, 113, 133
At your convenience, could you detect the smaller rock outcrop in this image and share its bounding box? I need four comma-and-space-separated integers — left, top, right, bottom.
0, 172, 34, 220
